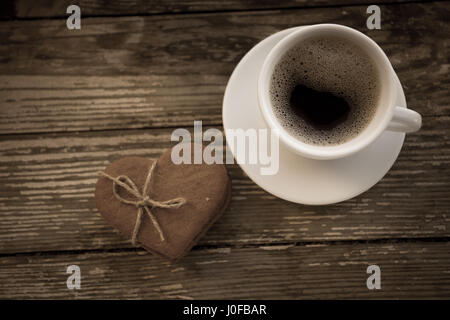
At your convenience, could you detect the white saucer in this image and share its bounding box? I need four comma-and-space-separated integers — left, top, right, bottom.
222, 27, 406, 205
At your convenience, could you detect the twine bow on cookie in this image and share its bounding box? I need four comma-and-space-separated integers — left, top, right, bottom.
98, 161, 186, 245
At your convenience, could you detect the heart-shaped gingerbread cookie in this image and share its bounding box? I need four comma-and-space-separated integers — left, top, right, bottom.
95, 144, 231, 261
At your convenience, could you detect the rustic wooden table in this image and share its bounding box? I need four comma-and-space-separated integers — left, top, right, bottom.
0, 0, 449, 299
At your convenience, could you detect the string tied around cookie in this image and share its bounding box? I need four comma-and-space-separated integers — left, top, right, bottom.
98, 161, 186, 245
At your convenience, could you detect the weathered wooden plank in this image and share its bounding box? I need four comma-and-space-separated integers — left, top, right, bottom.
0, 115, 448, 254
0, 75, 226, 133
0, 0, 424, 19
0, 241, 449, 299
0, 2, 448, 134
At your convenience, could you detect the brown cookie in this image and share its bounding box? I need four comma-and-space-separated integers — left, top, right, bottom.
95, 144, 231, 261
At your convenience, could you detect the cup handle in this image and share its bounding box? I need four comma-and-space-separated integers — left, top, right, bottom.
386, 106, 422, 132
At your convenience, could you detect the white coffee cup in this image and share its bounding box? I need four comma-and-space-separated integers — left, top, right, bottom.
257, 24, 422, 160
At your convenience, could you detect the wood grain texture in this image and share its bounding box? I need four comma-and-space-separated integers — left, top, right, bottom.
1, 0, 423, 19
1, 241, 449, 299
0, 117, 448, 254
0, 2, 448, 134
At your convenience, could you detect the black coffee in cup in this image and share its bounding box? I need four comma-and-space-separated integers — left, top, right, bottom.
270, 35, 381, 145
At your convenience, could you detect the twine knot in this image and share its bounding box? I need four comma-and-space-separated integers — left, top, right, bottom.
136, 196, 151, 208
98, 161, 186, 245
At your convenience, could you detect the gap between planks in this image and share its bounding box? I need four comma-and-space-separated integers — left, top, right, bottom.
1, 236, 450, 258
0, 0, 433, 21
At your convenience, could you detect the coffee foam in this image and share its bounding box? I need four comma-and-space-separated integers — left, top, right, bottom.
269, 36, 380, 145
